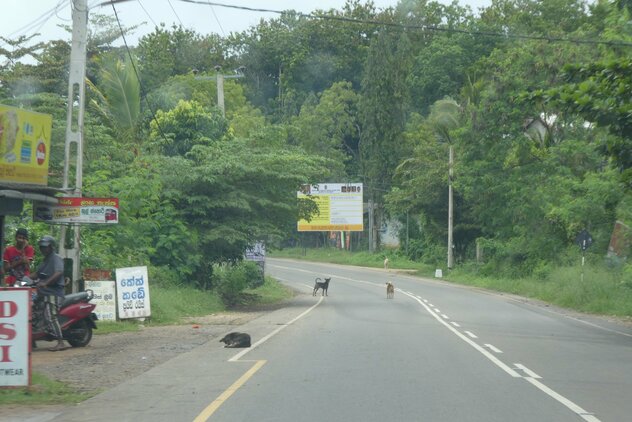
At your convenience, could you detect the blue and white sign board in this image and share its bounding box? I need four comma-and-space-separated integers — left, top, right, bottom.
85, 280, 117, 321
115, 266, 151, 319
0, 288, 30, 387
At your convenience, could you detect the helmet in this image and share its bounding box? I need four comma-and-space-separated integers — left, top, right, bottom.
38, 235, 56, 247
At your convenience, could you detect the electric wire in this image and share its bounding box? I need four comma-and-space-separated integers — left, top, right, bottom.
138, 0, 158, 27
207, 0, 226, 37
92, 0, 632, 48
167, 0, 185, 27
166, 0, 631, 48
110, 1, 171, 155
1, 0, 68, 47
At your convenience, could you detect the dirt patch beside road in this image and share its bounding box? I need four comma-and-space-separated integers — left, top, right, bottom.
1, 311, 266, 421
31, 311, 264, 394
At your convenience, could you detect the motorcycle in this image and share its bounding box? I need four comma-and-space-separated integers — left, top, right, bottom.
20, 276, 98, 348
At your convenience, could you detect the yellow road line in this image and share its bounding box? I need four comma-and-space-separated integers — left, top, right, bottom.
193, 359, 267, 422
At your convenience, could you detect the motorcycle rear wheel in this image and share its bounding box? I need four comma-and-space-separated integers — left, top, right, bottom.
65, 319, 93, 347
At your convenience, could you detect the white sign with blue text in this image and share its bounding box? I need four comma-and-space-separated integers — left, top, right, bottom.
115, 266, 151, 319
85, 280, 117, 321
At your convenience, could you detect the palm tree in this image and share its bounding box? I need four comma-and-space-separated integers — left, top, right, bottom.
87, 57, 141, 155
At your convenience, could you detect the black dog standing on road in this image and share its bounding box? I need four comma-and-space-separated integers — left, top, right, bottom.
313, 277, 331, 296
220, 332, 251, 348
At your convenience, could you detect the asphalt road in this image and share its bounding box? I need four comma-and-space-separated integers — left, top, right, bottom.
34, 258, 632, 422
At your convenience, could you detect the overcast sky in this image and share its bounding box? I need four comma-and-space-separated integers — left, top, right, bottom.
2, 0, 491, 49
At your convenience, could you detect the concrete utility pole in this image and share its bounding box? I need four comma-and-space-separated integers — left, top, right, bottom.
447, 145, 454, 270
59, 0, 88, 292
195, 65, 245, 117
368, 199, 374, 253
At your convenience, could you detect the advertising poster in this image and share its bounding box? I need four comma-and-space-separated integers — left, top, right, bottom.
0, 104, 52, 186
85, 280, 117, 321
245, 242, 265, 287
0, 288, 31, 387
115, 266, 151, 319
33, 197, 119, 224
297, 183, 363, 232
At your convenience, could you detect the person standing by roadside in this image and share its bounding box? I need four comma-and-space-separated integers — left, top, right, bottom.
2, 228, 34, 287
34, 235, 67, 352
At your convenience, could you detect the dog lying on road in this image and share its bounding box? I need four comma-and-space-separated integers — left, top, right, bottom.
313, 277, 331, 296
220, 332, 251, 348
386, 282, 394, 299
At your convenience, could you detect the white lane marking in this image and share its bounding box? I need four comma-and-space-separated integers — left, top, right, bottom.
423, 299, 428, 303
399, 290, 600, 421
524, 377, 601, 422
465, 331, 478, 339
400, 291, 521, 377
450, 321, 461, 327
434, 308, 441, 313
441, 314, 449, 319
514, 363, 541, 379
270, 262, 601, 421
197, 276, 325, 421
229, 294, 324, 362
484, 344, 503, 353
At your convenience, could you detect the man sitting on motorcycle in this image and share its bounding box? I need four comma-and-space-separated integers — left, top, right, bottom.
34, 235, 67, 352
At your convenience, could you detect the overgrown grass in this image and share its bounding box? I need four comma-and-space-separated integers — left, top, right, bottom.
242, 276, 295, 305
0, 373, 91, 405
271, 247, 632, 318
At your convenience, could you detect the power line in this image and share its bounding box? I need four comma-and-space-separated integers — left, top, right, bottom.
110, 1, 171, 150
1, 0, 68, 48
166, 0, 184, 27
137, 0, 158, 27
164, 0, 632, 48
206, 0, 225, 37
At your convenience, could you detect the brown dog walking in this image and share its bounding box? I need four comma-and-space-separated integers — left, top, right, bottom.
386, 282, 394, 299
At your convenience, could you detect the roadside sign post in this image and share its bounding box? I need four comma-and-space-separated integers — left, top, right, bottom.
575, 229, 593, 283
0, 288, 31, 387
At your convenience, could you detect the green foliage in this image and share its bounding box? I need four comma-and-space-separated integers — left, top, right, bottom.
0, 373, 91, 405
529, 58, 632, 187
211, 261, 261, 305
149, 285, 225, 324
149, 99, 228, 156
291, 81, 359, 178
3, 0, 631, 308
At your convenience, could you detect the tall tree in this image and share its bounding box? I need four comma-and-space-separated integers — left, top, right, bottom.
358, 29, 413, 247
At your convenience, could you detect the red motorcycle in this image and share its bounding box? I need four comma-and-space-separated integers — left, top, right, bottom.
21, 276, 98, 348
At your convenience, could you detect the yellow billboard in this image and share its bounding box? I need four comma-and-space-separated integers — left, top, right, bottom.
297, 183, 364, 232
0, 104, 53, 186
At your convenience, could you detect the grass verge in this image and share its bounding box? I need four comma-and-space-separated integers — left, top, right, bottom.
271, 248, 632, 318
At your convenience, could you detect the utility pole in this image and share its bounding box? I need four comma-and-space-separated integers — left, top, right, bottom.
195, 66, 245, 117
368, 198, 374, 253
447, 145, 454, 270
59, 0, 88, 292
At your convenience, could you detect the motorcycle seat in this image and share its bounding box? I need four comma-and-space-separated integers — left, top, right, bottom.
62, 291, 90, 307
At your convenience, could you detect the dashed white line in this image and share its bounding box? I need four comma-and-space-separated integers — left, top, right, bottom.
514, 363, 541, 379
450, 321, 461, 327
465, 331, 478, 339
524, 377, 601, 422
484, 344, 503, 353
